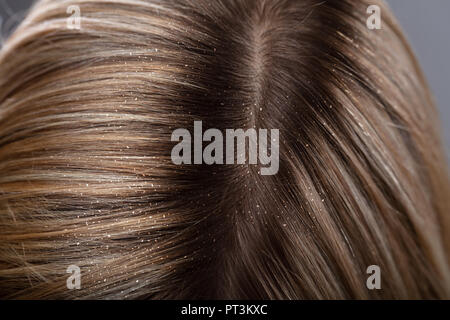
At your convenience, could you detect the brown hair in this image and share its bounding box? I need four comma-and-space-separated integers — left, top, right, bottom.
0, 0, 449, 299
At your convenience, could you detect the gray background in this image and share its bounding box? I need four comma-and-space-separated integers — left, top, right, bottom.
1, 0, 449, 158
387, 0, 450, 159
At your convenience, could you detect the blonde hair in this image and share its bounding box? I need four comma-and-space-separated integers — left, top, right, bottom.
0, 0, 449, 299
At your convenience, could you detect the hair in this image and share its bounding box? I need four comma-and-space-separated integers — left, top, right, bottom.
0, 0, 449, 300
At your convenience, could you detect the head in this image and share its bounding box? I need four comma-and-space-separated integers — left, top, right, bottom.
0, 0, 449, 299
